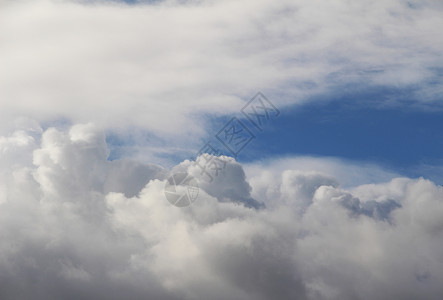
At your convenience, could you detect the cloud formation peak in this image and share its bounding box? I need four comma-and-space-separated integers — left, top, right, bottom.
0, 123, 442, 299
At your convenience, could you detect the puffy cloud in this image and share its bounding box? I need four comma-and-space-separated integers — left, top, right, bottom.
1, 1, 443, 297
0, 123, 443, 299
183, 154, 264, 208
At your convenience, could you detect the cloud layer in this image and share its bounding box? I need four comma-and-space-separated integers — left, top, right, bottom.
1, 0, 442, 139
1, 123, 443, 299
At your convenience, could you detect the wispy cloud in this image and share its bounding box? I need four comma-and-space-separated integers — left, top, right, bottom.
1, 0, 442, 139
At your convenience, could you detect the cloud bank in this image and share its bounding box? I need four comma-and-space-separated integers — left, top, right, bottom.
1, 123, 443, 299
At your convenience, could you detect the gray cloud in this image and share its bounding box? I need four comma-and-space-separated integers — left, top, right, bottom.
0, 124, 443, 299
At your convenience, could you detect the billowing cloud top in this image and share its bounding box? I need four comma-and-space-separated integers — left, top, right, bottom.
0, 123, 442, 300
1, 0, 443, 299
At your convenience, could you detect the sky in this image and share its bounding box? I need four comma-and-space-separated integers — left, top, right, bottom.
1, 0, 443, 299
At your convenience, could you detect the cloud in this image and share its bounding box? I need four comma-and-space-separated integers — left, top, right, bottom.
244, 156, 400, 192
1, 0, 443, 298
182, 154, 264, 208
1, 0, 442, 140
1, 123, 443, 299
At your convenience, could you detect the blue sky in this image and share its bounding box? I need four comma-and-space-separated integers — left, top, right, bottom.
105, 86, 443, 185
168, 86, 443, 185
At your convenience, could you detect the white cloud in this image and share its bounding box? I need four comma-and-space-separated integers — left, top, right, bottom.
1, 0, 443, 298
0, 123, 443, 299
244, 156, 400, 192
1, 0, 442, 140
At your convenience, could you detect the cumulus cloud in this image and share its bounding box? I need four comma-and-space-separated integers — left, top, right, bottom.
1, 0, 443, 298
0, 123, 443, 299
